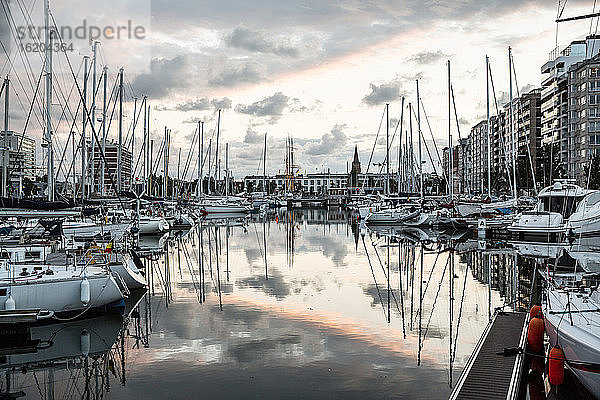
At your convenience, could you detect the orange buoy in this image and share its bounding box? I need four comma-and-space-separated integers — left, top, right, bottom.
529, 304, 543, 320
527, 317, 545, 353
548, 346, 565, 386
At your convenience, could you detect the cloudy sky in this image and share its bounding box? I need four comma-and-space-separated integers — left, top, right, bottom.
0, 0, 597, 180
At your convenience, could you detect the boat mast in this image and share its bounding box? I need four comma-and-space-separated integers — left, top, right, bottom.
448, 60, 453, 201
417, 80, 423, 200
44, 0, 54, 201
215, 109, 221, 193
176, 147, 181, 200
149, 139, 153, 195
198, 120, 203, 198
146, 103, 150, 194
386, 103, 390, 196
509, 47, 517, 199
486, 55, 491, 197
101, 66, 107, 196
225, 142, 229, 198
117, 67, 123, 193
207, 139, 212, 194
397, 97, 404, 195
142, 96, 147, 194
82, 55, 88, 200
408, 102, 413, 193
91, 41, 97, 194
131, 97, 137, 190
2, 77, 8, 197
263, 132, 267, 194
163, 127, 169, 198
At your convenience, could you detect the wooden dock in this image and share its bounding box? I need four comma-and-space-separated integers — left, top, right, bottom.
449, 311, 528, 400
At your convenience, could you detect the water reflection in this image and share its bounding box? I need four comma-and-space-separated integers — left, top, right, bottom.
6, 209, 600, 399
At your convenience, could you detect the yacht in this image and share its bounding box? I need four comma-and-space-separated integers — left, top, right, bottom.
565, 190, 600, 237
508, 181, 593, 239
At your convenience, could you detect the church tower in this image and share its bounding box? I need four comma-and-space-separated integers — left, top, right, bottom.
350, 145, 361, 188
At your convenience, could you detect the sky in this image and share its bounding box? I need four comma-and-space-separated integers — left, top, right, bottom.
0, 0, 598, 181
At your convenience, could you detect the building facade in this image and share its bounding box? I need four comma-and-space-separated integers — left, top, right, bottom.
443, 87, 541, 196
91, 141, 132, 195
0, 131, 35, 196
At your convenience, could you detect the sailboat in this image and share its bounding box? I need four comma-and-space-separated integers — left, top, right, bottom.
543, 272, 600, 398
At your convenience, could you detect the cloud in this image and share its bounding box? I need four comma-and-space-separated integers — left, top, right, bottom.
235, 92, 290, 121
362, 72, 424, 106
362, 81, 402, 106
131, 55, 189, 99
305, 124, 348, 156
225, 26, 302, 57
208, 61, 266, 87
407, 50, 449, 65
244, 127, 264, 144
160, 97, 232, 112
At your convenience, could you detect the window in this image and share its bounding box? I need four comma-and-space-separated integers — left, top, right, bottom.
24, 251, 40, 259
589, 94, 600, 105
590, 121, 600, 132
590, 135, 600, 144
590, 81, 600, 92
591, 67, 600, 77
580, 83, 587, 92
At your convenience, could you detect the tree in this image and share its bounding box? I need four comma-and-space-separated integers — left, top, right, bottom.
536, 142, 563, 188
585, 156, 600, 189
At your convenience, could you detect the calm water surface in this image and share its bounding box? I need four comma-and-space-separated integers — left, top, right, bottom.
2, 209, 533, 399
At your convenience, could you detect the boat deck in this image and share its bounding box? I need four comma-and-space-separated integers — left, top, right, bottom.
450, 311, 528, 400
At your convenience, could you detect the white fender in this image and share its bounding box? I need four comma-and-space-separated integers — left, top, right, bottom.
80, 277, 90, 305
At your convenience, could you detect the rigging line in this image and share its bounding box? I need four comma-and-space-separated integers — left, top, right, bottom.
50, 58, 87, 181
451, 84, 469, 193
180, 126, 199, 179
488, 61, 515, 191
360, 106, 387, 191
11, 0, 84, 137
420, 99, 444, 169
54, 91, 83, 186
6, 65, 44, 181
15, 0, 85, 131
104, 72, 122, 136
49, 13, 127, 211
371, 240, 402, 314
451, 263, 469, 363
590, 0, 598, 34
2, 0, 44, 106
422, 254, 450, 345
362, 235, 387, 318
421, 250, 442, 299
410, 104, 440, 178
0, 28, 45, 130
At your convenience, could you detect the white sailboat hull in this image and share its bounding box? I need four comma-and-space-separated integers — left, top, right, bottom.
544, 289, 600, 398
138, 217, 169, 235
203, 205, 249, 214
0, 272, 124, 315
